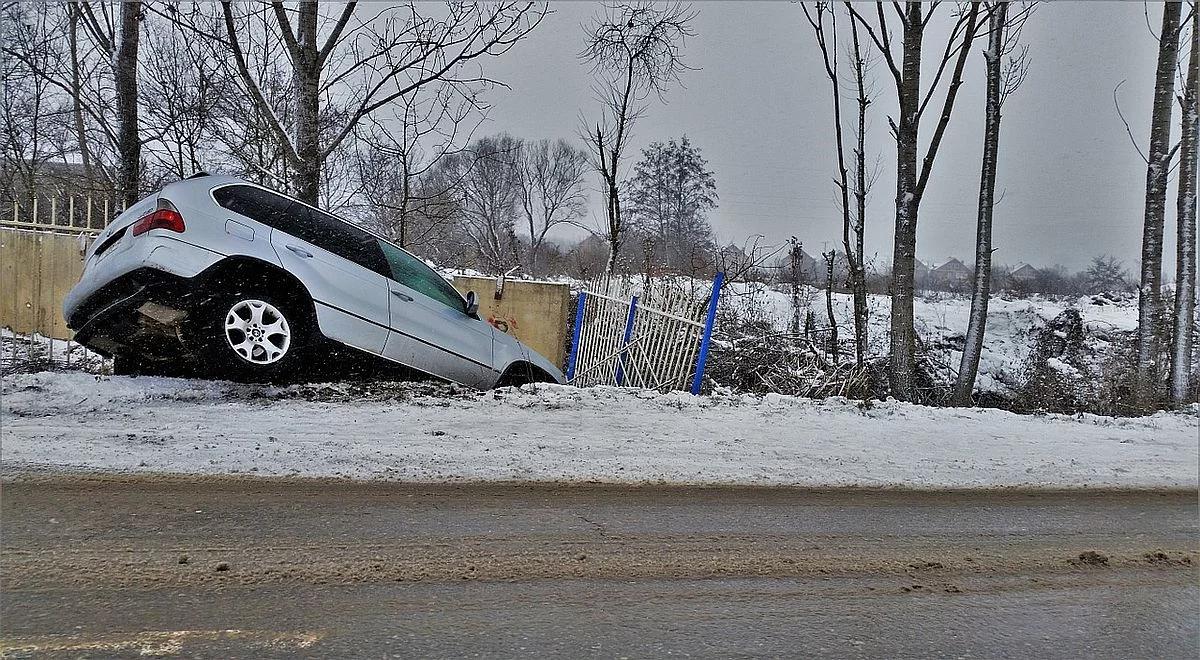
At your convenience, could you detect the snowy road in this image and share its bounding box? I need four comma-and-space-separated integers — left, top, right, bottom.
2, 477, 1197, 658
2, 372, 1198, 489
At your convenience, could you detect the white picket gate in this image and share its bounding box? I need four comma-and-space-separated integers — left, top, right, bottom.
566, 273, 723, 393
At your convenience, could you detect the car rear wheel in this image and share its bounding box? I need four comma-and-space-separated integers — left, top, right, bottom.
193, 291, 310, 382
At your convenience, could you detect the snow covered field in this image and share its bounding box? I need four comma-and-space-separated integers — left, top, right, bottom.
718, 282, 1143, 396
3, 372, 1195, 489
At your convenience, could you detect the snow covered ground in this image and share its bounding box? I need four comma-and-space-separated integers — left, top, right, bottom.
3, 372, 1195, 489
719, 282, 1143, 396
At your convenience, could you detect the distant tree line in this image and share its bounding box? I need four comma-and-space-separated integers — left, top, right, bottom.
2, 1, 725, 280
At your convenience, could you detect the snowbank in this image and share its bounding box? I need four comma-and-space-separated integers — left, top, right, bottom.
2, 372, 1195, 489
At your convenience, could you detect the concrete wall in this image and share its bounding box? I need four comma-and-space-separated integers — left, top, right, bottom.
1, 228, 90, 339
451, 276, 572, 369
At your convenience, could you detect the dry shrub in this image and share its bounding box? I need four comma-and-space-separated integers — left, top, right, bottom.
706, 318, 876, 399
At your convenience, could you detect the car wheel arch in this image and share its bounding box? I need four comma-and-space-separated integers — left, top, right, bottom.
495, 361, 557, 387
195, 257, 318, 328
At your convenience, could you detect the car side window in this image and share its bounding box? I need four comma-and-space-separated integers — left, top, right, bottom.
214, 185, 386, 274
376, 240, 466, 313
287, 205, 387, 274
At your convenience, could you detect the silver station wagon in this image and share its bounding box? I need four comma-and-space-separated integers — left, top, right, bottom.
63, 174, 564, 387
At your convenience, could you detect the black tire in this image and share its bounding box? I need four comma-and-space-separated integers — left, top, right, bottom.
189, 289, 312, 383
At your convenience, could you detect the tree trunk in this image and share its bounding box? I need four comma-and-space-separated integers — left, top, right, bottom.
825, 251, 839, 364
68, 5, 95, 188
115, 1, 141, 207
1170, 6, 1199, 406
954, 2, 1009, 406
849, 17, 870, 368
290, 2, 322, 205
606, 176, 621, 272
889, 2, 924, 401
1135, 1, 1182, 408
399, 155, 411, 247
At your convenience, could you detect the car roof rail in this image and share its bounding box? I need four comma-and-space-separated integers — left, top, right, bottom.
186, 171, 210, 179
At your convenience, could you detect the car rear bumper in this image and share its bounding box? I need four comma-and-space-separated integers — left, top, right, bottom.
66, 268, 197, 358
63, 233, 224, 328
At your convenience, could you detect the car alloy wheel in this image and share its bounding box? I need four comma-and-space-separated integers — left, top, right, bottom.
224, 299, 291, 365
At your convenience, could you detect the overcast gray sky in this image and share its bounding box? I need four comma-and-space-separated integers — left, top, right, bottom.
476, 1, 1190, 273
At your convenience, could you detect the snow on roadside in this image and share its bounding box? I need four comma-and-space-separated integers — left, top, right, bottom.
2, 372, 1196, 489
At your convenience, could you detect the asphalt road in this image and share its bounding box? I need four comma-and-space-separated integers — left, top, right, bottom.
1, 476, 1197, 658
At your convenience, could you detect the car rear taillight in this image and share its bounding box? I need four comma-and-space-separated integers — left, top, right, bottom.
131, 199, 185, 236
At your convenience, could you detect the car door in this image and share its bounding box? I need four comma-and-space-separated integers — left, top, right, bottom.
266, 199, 391, 354
375, 239, 497, 387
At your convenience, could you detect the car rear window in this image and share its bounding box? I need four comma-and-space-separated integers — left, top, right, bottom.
214, 184, 386, 274
213, 185, 292, 228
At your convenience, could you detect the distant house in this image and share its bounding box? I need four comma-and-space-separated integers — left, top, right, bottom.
1010, 263, 1041, 285
914, 259, 931, 280
930, 257, 972, 287
717, 243, 749, 271
2, 160, 114, 199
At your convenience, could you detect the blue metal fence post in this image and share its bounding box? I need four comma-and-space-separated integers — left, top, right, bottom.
690, 272, 724, 394
615, 295, 639, 386
565, 291, 587, 381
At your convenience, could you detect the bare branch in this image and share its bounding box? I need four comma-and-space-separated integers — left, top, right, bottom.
1114, 79, 1151, 163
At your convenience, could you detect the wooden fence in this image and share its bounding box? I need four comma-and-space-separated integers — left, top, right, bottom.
1, 194, 111, 372
1, 194, 111, 338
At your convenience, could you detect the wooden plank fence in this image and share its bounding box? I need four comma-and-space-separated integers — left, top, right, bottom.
1, 194, 113, 372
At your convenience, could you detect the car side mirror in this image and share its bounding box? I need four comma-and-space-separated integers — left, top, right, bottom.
465, 290, 479, 317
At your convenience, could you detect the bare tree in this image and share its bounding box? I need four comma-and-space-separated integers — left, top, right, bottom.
3, 3, 123, 194
0, 5, 69, 195
1085, 254, 1134, 293
137, 14, 227, 185
849, 2, 984, 401
1134, 1, 1184, 407
953, 2, 1034, 406
802, 2, 874, 367
580, 1, 696, 272
788, 237, 804, 335
847, 8, 876, 368
438, 134, 524, 272
211, 1, 543, 205
1171, 4, 1199, 406
355, 82, 480, 247
2, 2, 210, 199
397, 165, 474, 265
516, 139, 589, 276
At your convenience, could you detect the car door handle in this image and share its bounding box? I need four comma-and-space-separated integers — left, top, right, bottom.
286, 244, 313, 258
391, 290, 414, 302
